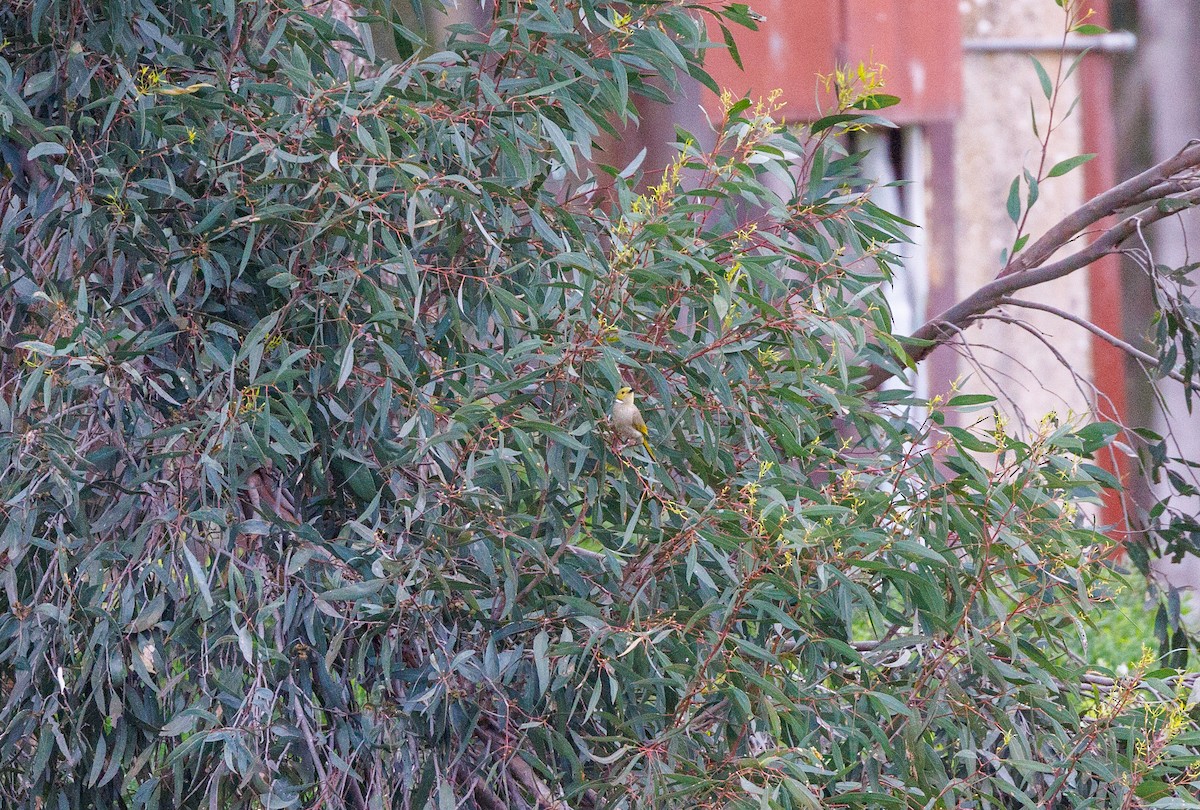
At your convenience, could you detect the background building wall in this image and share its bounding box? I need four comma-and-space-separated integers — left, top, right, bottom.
952, 0, 1094, 423
703, 0, 1105, 426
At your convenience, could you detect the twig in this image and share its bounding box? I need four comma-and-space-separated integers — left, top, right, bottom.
999, 297, 1200, 391
970, 312, 1102, 410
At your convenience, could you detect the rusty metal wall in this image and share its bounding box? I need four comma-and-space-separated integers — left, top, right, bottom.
702, 0, 962, 123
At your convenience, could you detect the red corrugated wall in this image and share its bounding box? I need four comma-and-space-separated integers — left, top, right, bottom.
701, 0, 962, 123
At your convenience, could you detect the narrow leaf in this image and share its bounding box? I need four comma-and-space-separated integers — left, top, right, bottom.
1029, 56, 1054, 100
1046, 153, 1096, 178
1006, 176, 1022, 224
336, 339, 356, 391
719, 23, 743, 70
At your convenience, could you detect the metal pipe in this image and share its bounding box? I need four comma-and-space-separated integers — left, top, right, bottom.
963, 31, 1137, 54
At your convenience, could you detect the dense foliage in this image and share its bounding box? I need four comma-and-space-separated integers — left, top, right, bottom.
3, 0, 1199, 807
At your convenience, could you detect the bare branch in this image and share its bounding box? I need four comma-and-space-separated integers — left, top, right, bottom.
1123, 176, 1200, 209
999, 297, 1200, 391
457, 764, 508, 810
971, 312, 1100, 410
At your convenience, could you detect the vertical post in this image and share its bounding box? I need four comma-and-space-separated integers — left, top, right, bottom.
1079, 0, 1130, 533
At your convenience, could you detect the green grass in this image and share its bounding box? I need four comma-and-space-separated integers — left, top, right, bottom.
1075, 572, 1160, 672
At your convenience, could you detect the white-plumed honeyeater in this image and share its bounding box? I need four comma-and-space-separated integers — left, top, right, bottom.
612, 386, 655, 459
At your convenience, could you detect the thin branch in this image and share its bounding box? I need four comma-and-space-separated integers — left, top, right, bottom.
849, 637, 1195, 695
971, 312, 1099, 409
1000, 297, 1200, 391
968, 315, 1095, 415
478, 722, 573, 810
1123, 175, 1200, 209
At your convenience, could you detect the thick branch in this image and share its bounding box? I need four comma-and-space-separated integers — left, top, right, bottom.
862, 141, 1200, 390
997, 140, 1200, 279
852, 637, 1194, 694
473, 785, 508, 810
1124, 176, 1200, 209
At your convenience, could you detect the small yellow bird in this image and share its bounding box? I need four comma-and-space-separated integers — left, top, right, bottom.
612, 386, 655, 459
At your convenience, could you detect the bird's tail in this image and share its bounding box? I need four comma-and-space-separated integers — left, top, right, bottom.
642, 437, 656, 460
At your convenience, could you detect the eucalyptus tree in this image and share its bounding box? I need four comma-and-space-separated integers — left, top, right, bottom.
3, 0, 1200, 808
